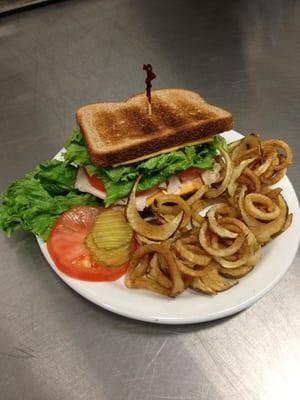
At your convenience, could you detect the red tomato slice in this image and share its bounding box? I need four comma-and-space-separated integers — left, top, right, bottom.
177, 167, 204, 179
137, 184, 159, 196
84, 168, 106, 192
47, 206, 136, 282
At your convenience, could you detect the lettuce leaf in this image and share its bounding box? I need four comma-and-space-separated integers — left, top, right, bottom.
0, 160, 98, 240
63, 129, 220, 205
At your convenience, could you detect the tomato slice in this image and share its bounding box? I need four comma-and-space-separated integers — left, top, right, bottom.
47, 206, 136, 282
137, 184, 160, 196
84, 168, 106, 192
177, 167, 204, 179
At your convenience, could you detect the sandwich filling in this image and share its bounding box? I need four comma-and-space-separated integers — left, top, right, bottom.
64, 129, 225, 209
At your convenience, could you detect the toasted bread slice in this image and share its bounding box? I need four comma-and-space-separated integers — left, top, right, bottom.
76, 89, 233, 167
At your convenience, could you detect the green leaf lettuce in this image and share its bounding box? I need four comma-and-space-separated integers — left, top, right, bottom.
0, 160, 98, 240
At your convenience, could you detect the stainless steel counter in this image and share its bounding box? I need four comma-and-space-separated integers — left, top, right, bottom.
0, 1, 300, 399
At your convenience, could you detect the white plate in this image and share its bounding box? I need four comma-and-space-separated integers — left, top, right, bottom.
37, 130, 300, 324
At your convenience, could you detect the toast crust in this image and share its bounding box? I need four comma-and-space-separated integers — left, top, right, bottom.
76, 89, 233, 166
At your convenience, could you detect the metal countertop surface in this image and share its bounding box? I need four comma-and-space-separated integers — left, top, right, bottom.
0, 1, 300, 399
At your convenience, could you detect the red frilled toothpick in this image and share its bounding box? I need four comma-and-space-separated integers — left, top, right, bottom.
143, 64, 156, 115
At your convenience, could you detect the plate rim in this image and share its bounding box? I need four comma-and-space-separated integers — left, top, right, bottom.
36, 130, 300, 324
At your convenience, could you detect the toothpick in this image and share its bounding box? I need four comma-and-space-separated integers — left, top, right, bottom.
143, 64, 156, 117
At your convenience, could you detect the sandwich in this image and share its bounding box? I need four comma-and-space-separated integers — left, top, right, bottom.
63, 89, 233, 211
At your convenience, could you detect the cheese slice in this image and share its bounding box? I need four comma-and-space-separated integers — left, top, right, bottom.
145, 180, 203, 206
174, 180, 203, 196
113, 137, 213, 166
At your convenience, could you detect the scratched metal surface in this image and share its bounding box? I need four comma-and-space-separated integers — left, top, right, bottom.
0, 1, 300, 399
